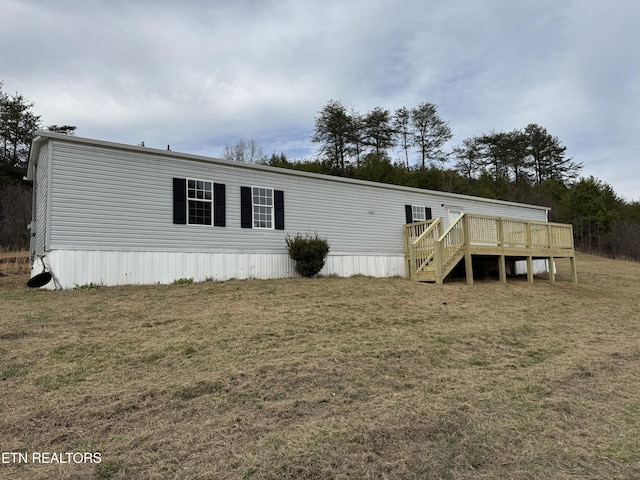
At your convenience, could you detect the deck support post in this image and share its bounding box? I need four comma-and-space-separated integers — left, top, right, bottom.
435, 240, 443, 285
526, 256, 534, 283
463, 215, 473, 285
498, 255, 507, 283
465, 251, 474, 285
570, 256, 577, 283
548, 257, 555, 282
408, 247, 416, 281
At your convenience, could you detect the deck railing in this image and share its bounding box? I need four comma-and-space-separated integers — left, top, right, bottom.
405, 213, 575, 283
439, 216, 465, 274
403, 218, 438, 251
465, 214, 574, 249
403, 219, 441, 281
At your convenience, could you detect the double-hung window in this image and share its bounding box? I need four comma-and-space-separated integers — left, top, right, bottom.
187, 179, 213, 225
252, 187, 273, 229
240, 186, 284, 230
173, 177, 225, 226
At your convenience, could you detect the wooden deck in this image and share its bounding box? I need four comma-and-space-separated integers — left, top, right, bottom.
404, 214, 576, 284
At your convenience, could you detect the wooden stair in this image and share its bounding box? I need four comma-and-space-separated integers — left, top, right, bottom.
415, 265, 436, 282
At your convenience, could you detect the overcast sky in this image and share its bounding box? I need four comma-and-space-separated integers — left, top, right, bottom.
2, 0, 638, 201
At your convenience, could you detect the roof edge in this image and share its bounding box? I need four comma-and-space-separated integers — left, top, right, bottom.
29, 131, 551, 212
26, 135, 49, 180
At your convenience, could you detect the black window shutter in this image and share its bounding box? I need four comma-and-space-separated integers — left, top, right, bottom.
240, 186, 252, 228
405, 204, 413, 224
274, 190, 285, 230
173, 178, 187, 224
213, 183, 226, 227
425, 207, 432, 220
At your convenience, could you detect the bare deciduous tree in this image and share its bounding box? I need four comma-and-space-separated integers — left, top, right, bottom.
222, 138, 263, 164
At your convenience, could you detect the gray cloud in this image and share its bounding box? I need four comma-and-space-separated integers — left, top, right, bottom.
3, 0, 638, 200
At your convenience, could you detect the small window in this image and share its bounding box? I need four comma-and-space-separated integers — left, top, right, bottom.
187, 179, 212, 225
405, 204, 433, 223
412, 205, 427, 222
252, 186, 273, 229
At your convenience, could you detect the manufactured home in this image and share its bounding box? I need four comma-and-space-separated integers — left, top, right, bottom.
26, 133, 576, 289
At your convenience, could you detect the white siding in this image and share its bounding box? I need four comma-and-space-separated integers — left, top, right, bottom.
46, 140, 547, 256
31, 144, 50, 257
39, 250, 405, 289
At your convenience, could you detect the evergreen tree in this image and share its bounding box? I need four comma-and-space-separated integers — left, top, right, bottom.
453, 137, 483, 180
410, 102, 452, 169
361, 107, 395, 158
503, 129, 533, 184
0, 83, 41, 183
561, 176, 621, 251
346, 109, 365, 167
476, 132, 511, 182
311, 99, 353, 174
45, 125, 77, 135
525, 123, 581, 185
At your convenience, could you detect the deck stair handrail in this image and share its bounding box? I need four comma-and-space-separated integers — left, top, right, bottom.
437, 214, 466, 278
405, 213, 575, 283
403, 219, 441, 281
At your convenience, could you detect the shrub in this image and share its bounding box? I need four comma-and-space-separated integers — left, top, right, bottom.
285, 233, 330, 278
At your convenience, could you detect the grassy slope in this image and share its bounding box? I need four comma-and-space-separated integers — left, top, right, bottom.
0, 254, 639, 479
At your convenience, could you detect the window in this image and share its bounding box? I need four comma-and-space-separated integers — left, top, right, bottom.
173, 178, 225, 226
412, 205, 427, 222
187, 179, 212, 225
252, 187, 273, 229
241, 186, 284, 230
404, 204, 433, 223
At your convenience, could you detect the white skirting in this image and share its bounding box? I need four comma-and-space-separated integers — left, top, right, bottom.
32, 250, 406, 289
513, 259, 550, 275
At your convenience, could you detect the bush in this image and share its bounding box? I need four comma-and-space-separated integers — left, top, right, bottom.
285, 233, 330, 277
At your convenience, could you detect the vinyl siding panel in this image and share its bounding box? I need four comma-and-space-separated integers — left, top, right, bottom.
32, 143, 50, 256
47, 140, 547, 258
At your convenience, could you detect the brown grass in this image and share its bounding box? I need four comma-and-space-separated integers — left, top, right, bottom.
1, 253, 639, 479
0, 249, 29, 279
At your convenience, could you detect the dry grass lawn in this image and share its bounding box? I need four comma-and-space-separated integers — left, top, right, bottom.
0, 253, 639, 479
0, 249, 30, 278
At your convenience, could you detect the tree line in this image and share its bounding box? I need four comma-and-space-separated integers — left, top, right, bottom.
306, 99, 583, 185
